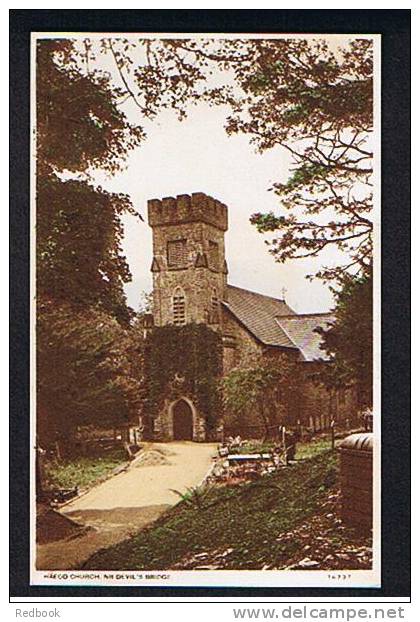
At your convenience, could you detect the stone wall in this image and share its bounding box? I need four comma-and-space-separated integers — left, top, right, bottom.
221, 306, 265, 373
151, 221, 226, 327
220, 314, 303, 436
148, 192, 228, 231
146, 191, 360, 441
148, 193, 228, 329
220, 334, 359, 436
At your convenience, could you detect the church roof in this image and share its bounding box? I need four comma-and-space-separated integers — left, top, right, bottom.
223, 285, 335, 361
223, 285, 297, 348
275, 313, 335, 362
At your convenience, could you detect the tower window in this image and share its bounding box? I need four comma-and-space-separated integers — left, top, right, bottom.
208, 241, 219, 270
172, 288, 186, 326
167, 239, 188, 268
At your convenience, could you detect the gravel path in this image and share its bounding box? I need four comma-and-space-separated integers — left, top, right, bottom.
36, 442, 217, 570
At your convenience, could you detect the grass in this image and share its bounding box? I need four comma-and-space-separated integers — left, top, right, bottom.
82, 449, 339, 570
231, 435, 333, 460
231, 441, 278, 455
295, 436, 333, 460
44, 448, 127, 490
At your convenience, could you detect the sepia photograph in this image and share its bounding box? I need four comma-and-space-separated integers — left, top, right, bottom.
30, 30, 380, 588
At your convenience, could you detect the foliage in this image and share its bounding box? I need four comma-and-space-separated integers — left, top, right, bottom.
316, 270, 373, 407
136, 291, 154, 315
221, 356, 301, 436
37, 39, 144, 321
36, 39, 146, 442
37, 39, 144, 176
82, 450, 338, 570
231, 38, 374, 281
37, 176, 135, 323
144, 324, 223, 431
44, 448, 126, 490
37, 299, 144, 445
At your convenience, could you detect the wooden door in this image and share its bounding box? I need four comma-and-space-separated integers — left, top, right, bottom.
173, 399, 193, 440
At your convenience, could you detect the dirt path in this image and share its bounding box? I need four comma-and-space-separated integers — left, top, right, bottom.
36, 442, 217, 570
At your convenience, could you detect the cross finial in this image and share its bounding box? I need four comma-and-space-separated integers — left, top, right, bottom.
281, 286, 287, 301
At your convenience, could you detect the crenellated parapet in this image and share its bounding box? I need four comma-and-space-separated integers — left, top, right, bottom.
148, 192, 228, 231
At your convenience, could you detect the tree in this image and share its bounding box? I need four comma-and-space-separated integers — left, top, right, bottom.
36, 39, 145, 443
37, 39, 144, 322
224, 38, 374, 281
37, 39, 144, 176
37, 176, 137, 323
316, 270, 373, 408
36, 300, 144, 448
221, 357, 300, 438
36, 36, 375, 442
136, 291, 154, 316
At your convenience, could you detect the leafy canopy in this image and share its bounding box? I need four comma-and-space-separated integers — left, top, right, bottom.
37, 39, 145, 321
316, 270, 373, 407
221, 356, 301, 434
37, 38, 144, 176
37, 300, 144, 443
36, 39, 146, 443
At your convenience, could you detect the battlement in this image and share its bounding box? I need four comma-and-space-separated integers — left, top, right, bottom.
147, 192, 228, 231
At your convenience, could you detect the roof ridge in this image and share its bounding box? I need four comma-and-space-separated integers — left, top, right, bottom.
272, 317, 304, 360
223, 285, 297, 347
227, 283, 286, 304
221, 302, 298, 349
276, 312, 334, 319
274, 314, 335, 362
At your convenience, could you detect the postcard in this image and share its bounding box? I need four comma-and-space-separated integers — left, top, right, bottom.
30, 31, 380, 588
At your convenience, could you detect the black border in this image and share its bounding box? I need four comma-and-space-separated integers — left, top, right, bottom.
10, 9, 411, 600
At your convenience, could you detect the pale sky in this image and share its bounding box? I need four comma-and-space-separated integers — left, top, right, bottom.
94, 102, 342, 314
83, 35, 365, 314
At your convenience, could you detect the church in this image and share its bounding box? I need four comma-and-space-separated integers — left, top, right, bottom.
145, 192, 357, 441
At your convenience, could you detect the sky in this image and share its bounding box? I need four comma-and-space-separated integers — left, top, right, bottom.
94, 101, 342, 314
85, 35, 363, 314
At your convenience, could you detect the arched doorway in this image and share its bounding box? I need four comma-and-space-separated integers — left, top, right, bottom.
172, 399, 193, 440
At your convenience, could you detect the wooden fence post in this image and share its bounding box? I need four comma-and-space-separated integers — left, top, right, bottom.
281, 425, 287, 465
297, 418, 302, 441
331, 419, 335, 449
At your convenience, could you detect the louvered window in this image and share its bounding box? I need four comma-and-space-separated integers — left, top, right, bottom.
173, 289, 186, 326
167, 239, 188, 268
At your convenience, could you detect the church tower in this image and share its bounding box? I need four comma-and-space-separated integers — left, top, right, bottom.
148, 192, 228, 329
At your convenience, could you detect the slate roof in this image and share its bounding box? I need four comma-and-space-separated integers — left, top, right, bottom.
222, 285, 334, 361
275, 313, 335, 362
223, 285, 297, 348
